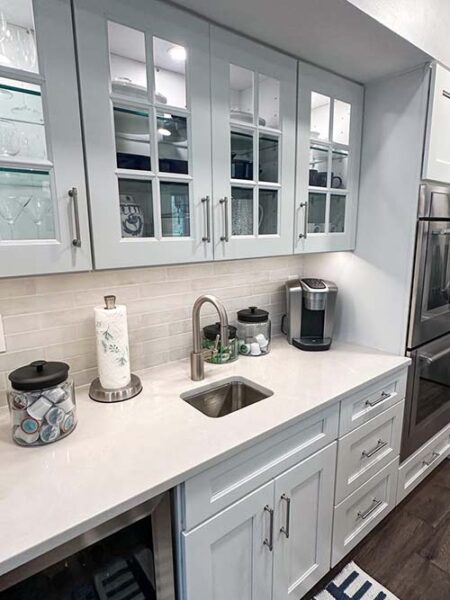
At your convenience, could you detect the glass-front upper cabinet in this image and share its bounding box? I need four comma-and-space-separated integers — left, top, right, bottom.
210, 27, 297, 260
73, 0, 212, 269
296, 62, 363, 254
0, 0, 91, 276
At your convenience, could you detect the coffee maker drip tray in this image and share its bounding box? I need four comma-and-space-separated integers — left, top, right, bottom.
292, 337, 332, 351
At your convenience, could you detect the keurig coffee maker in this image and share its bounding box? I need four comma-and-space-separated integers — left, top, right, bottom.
284, 278, 337, 351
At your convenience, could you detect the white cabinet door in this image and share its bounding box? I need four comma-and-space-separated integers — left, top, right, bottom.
73, 0, 213, 269
0, 0, 91, 276
182, 481, 274, 600
273, 443, 336, 600
423, 63, 450, 183
296, 62, 363, 253
210, 26, 297, 260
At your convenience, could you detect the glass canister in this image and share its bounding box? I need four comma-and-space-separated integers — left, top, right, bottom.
202, 323, 239, 364
237, 306, 271, 356
8, 360, 77, 447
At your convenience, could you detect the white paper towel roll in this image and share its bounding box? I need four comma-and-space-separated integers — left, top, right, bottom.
95, 303, 131, 390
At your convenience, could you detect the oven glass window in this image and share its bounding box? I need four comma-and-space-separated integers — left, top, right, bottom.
416, 353, 450, 425
423, 225, 450, 315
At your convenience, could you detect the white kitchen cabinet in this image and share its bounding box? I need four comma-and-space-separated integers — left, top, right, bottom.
296, 62, 363, 253
182, 482, 274, 600
210, 27, 297, 260
181, 443, 337, 600
0, 0, 91, 277
73, 0, 213, 269
423, 63, 450, 183
273, 443, 336, 599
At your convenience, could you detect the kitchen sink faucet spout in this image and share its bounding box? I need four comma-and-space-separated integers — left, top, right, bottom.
191, 295, 229, 381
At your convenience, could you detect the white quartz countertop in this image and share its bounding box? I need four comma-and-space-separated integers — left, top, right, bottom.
0, 337, 409, 577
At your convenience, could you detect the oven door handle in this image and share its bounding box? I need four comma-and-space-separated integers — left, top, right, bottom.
418, 345, 450, 364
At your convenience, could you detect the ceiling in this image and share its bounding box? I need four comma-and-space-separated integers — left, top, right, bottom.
165, 0, 430, 83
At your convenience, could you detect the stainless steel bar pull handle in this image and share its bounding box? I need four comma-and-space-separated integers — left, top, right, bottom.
201, 196, 211, 243
263, 505, 274, 551
362, 439, 388, 459
220, 197, 229, 242
69, 187, 81, 248
423, 451, 440, 467
298, 201, 308, 239
280, 494, 291, 539
357, 498, 383, 520
366, 391, 390, 407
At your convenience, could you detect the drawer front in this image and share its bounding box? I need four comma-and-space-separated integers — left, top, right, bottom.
335, 400, 404, 504
339, 368, 407, 436
183, 405, 339, 530
332, 457, 399, 566
397, 423, 450, 504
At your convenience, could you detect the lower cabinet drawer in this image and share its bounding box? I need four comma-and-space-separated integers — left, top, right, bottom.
335, 400, 404, 504
397, 423, 450, 504
339, 368, 407, 436
332, 457, 399, 566
182, 404, 339, 530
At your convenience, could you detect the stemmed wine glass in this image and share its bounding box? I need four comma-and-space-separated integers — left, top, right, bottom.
26, 193, 51, 238
0, 194, 31, 240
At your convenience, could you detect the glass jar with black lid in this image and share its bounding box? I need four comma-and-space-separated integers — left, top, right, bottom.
237, 306, 271, 356
8, 360, 77, 446
202, 322, 239, 364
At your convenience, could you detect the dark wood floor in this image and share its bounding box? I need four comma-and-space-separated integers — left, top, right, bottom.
303, 459, 450, 600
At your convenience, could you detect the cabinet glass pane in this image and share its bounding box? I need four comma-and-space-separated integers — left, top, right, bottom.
160, 181, 189, 237
119, 178, 154, 238
308, 192, 326, 233
309, 145, 328, 187
108, 22, 147, 100
333, 99, 351, 145
231, 131, 253, 180
157, 112, 188, 174
231, 186, 253, 236
0, 78, 46, 160
114, 107, 150, 171
259, 134, 278, 183
230, 64, 254, 124
330, 194, 346, 233
259, 75, 279, 128
0, 168, 54, 240
153, 37, 186, 109
0, 1, 38, 73
311, 92, 330, 141
331, 150, 348, 190
258, 189, 278, 235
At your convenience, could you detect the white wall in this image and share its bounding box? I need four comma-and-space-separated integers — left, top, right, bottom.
347, 0, 450, 70
303, 65, 431, 355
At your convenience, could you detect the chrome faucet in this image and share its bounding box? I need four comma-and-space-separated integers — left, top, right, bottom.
191, 294, 229, 381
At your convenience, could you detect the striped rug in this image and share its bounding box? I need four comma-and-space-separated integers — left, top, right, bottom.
314, 562, 400, 600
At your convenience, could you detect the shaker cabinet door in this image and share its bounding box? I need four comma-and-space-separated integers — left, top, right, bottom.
0, 0, 91, 276
182, 481, 274, 600
73, 0, 213, 269
273, 443, 336, 600
423, 63, 450, 184
296, 62, 363, 254
210, 26, 297, 260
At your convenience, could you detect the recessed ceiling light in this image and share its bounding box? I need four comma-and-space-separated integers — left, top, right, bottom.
158, 127, 171, 137
168, 45, 186, 62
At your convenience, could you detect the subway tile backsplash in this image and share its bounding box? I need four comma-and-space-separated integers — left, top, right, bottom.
0, 256, 304, 407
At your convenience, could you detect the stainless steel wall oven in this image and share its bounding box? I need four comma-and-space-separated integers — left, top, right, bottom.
403, 183, 450, 459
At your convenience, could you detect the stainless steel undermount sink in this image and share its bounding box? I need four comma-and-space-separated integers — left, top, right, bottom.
181, 377, 273, 418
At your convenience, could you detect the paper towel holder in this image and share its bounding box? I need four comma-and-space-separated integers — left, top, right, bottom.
89, 373, 142, 403
90, 294, 142, 402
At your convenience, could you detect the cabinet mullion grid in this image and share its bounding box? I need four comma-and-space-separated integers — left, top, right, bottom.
0, 64, 58, 241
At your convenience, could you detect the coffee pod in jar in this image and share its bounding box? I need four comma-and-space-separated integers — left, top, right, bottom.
8, 360, 77, 447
